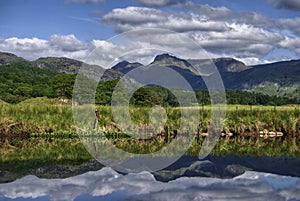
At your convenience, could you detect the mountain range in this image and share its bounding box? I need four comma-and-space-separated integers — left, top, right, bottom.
110, 53, 300, 100
0, 51, 299, 100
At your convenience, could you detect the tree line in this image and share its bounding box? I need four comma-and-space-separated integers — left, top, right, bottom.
0, 63, 297, 106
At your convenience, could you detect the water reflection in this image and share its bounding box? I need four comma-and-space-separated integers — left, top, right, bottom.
0, 166, 300, 201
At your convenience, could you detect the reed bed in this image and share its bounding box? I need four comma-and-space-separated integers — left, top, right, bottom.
0, 98, 299, 165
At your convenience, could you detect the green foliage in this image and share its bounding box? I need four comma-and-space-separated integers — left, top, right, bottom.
0, 63, 298, 106
50, 74, 76, 99
0, 64, 56, 103
95, 80, 119, 105
225, 90, 297, 106
130, 87, 162, 106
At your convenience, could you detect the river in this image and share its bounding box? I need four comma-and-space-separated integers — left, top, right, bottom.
1, 155, 300, 201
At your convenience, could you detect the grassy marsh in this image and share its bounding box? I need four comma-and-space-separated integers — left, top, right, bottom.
0, 97, 299, 173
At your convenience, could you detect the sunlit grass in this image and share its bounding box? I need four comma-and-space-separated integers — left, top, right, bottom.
0, 98, 299, 170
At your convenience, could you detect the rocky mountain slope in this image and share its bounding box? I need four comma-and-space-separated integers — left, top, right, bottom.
111, 54, 300, 100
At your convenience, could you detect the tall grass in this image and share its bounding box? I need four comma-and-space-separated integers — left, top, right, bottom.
0, 98, 298, 136
0, 98, 75, 134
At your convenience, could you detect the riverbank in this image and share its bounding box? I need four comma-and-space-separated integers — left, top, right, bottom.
0, 98, 299, 183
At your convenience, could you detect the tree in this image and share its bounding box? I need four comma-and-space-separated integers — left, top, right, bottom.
130, 87, 161, 106
50, 74, 76, 99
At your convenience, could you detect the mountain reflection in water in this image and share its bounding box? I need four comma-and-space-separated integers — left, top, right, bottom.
1, 155, 300, 201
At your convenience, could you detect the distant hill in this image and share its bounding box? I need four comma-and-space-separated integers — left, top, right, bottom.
187, 57, 250, 74
33, 57, 83, 74
0, 52, 123, 81
0, 52, 29, 65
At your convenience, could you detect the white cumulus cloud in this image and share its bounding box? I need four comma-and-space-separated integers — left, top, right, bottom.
102, 5, 299, 64
0, 35, 88, 62
49, 34, 87, 52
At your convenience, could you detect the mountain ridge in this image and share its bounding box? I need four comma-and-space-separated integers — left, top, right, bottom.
110, 53, 300, 100
0, 52, 29, 65
111, 60, 143, 74
0, 51, 299, 100
0, 52, 123, 81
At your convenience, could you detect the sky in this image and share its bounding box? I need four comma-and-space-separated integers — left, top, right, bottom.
0, 0, 300, 67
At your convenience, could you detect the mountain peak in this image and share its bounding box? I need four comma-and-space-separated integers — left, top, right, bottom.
152, 53, 193, 70
117, 60, 130, 65
111, 60, 143, 74
0, 52, 28, 65
212, 57, 249, 72
153, 53, 177, 62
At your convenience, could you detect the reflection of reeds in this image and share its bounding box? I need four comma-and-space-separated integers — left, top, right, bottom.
0, 138, 92, 174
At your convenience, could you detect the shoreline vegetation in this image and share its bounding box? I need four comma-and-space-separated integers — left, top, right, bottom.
0, 98, 299, 153
0, 97, 299, 183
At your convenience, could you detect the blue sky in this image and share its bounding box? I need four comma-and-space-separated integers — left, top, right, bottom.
0, 0, 300, 66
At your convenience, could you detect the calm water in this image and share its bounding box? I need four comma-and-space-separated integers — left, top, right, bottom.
1, 155, 300, 201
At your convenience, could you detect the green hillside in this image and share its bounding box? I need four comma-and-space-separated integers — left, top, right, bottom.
0, 52, 298, 105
